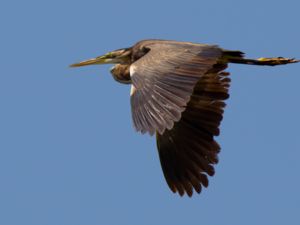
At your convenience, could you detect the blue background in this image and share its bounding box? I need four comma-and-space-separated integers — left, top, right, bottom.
1, 0, 299, 225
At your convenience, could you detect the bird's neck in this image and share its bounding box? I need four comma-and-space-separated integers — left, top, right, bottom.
110, 64, 131, 84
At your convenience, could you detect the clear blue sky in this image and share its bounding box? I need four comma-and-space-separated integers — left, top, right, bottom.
1, 1, 299, 225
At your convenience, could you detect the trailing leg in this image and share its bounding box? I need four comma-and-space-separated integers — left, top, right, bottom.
222, 50, 299, 66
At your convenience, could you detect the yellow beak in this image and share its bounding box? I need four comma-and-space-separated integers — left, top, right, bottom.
70, 56, 117, 67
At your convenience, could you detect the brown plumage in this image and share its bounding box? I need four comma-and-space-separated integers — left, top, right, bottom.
156, 64, 230, 196
70, 39, 299, 197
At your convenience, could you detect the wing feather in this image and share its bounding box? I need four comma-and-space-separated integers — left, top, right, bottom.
130, 41, 222, 135
156, 68, 230, 196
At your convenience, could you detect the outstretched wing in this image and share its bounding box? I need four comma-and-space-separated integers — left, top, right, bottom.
156, 64, 230, 196
130, 41, 223, 135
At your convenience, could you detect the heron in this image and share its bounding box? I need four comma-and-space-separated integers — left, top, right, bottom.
70, 39, 299, 197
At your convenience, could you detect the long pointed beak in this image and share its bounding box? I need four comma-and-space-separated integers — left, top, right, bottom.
70, 56, 113, 67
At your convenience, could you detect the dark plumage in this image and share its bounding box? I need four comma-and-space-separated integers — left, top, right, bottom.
71, 39, 299, 197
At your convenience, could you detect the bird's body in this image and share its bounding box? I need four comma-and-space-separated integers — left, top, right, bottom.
71, 39, 298, 197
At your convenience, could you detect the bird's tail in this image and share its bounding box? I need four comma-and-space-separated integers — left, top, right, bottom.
223, 50, 299, 66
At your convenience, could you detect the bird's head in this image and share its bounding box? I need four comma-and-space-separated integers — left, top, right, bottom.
70, 48, 132, 67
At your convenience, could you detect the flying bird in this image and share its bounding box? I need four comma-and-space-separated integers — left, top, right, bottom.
71, 39, 299, 197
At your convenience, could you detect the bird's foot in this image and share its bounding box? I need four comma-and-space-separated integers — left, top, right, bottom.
257, 57, 300, 65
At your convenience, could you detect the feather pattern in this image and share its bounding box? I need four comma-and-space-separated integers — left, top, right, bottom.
130, 40, 223, 135
156, 66, 230, 196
